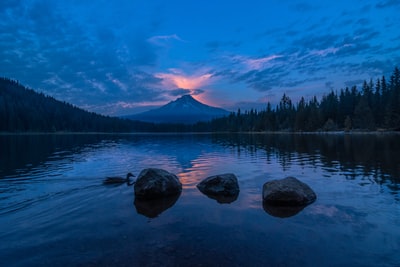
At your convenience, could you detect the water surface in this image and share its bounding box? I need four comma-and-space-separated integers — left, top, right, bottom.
0, 133, 399, 266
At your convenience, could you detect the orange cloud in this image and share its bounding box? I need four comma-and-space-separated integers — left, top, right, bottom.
156, 71, 213, 90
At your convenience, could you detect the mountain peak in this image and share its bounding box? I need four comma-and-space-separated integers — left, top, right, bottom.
168, 94, 201, 107
126, 94, 230, 124
179, 94, 194, 100
172, 94, 198, 104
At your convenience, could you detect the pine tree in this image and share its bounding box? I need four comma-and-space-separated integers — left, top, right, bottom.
354, 96, 375, 130
374, 78, 382, 127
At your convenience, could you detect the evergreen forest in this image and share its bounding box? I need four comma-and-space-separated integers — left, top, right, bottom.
207, 66, 400, 132
0, 78, 137, 132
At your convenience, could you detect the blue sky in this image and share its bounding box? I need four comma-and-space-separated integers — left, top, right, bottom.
1, 0, 399, 115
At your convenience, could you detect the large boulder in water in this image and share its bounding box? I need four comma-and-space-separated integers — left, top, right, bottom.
134, 168, 182, 199
197, 173, 240, 203
262, 177, 316, 206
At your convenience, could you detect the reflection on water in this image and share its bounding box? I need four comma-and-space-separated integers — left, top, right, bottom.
0, 133, 400, 266
199, 191, 239, 204
134, 192, 181, 218
262, 201, 306, 218
212, 133, 400, 181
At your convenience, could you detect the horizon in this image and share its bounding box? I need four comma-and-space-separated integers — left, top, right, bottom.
1, 1, 399, 116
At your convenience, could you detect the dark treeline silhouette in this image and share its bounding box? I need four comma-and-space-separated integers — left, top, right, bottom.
0, 77, 147, 132
207, 66, 400, 132
1, 66, 399, 133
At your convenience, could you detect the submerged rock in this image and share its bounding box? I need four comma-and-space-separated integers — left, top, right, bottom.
134, 192, 181, 218
262, 177, 316, 206
134, 168, 182, 199
197, 173, 240, 203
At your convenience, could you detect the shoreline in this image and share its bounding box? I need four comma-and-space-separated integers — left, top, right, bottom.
1, 130, 399, 136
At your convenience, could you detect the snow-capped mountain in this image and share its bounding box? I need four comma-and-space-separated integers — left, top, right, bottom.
126, 95, 230, 124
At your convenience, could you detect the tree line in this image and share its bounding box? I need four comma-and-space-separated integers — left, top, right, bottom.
205, 66, 400, 132
0, 77, 138, 132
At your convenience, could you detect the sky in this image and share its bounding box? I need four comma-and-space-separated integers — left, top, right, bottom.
1, 0, 400, 115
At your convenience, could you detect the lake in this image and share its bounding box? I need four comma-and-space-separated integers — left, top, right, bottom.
0, 133, 400, 266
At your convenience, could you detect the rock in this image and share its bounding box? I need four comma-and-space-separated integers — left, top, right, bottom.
134, 168, 182, 199
262, 177, 316, 206
197, 173, 240, 201
134, 192, 181, 218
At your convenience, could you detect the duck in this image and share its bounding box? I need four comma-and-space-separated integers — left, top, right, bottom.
103, 172, 135, 185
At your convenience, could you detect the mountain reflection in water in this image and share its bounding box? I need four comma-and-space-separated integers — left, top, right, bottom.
0, 133, 399, 266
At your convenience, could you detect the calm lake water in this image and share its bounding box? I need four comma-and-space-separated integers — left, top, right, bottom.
1, 133, 400, 266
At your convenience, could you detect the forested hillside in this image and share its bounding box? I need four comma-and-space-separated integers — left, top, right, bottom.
208, 66, 400, 132
0, 78, 137, 132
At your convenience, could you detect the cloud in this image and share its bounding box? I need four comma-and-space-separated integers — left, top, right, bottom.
106, 73, 128, 92
376, 0, 400, 8
310, 44, 355, 57
294, 33, 342, 51
147, 34, 185, 46
2, 0, 22, 10
191, 89, 205, 95
205, 40, 241, 52
156, 70, 213, 90
168, 88, 192, 96
125, 33, 159, 66
291, 2, 317, 12
0, 0, 169, 115
344, 80, 364, 87
359, 60, 395, 76
325, 81, 334, 90
242, 55, 284, 71
159, 87, 206, 102
212, 8, 393, 96
356, 18, 370, 26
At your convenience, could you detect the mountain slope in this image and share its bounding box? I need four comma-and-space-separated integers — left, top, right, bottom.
126, 95, 230, 124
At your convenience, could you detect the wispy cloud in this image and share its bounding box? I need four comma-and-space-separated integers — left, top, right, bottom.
310, 44, 354, 57
376, 0, 400, 8
106, 73, 128, 92
205, 40, 241, 52
148, 34, 185, 45
232, 55, 284, 71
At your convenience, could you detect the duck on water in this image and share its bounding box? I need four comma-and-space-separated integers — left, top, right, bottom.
103, 172, 135, 185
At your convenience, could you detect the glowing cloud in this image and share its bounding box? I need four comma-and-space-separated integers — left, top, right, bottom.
154, 70, 222, 106
156, 70, 213, 90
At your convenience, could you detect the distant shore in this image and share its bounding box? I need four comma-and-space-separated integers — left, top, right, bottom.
1, 130, 399, 136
